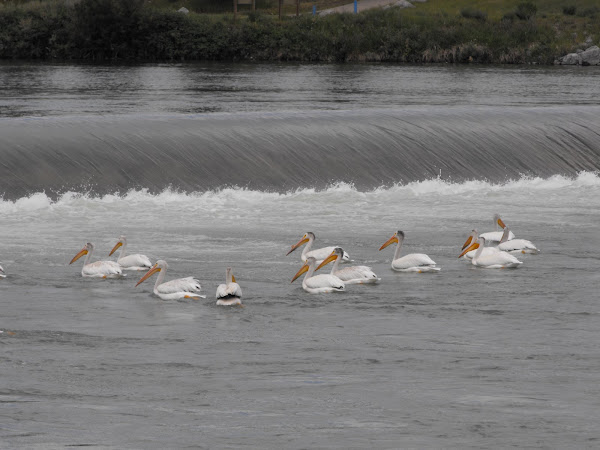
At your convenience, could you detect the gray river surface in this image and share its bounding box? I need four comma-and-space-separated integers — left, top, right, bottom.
1, 63, 599, 448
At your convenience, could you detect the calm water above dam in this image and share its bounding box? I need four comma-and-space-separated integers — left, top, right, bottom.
1, 62, 599, 448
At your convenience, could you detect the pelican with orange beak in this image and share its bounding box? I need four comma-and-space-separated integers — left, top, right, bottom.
69, 242, 123, 278
497, 226, 539, 254
315, 247, 380, 284
291, 256, 345, 294
459, 237, 523, 268
480, 214, 515, 243
216, 267, 243, 306
379, 231, 440, 272
461, 229, 501, 260
286, 232, 350, 264
136, 260, 205, 300
109, 235, 152, 270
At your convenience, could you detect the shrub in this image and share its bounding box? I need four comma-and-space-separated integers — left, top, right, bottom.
577, 6, 599, 18
502, 12, 517, 22
515, 2, 537, 20
562, 5, 576, 15
460, 8, 487, 21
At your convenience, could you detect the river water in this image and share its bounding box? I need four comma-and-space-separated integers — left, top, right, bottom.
1, 62, 599, 448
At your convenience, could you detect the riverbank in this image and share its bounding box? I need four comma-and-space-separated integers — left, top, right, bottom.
0, 0, 598, 63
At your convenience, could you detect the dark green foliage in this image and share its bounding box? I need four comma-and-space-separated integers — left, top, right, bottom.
0, 1, 590, 64
577, 6, 599, 17
515, 2, 537, 20
460, 8, 487, 21
562, 5, 576, 15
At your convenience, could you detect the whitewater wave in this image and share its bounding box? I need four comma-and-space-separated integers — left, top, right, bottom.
2, 172, 598, 215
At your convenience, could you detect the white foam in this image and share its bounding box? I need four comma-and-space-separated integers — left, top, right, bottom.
1, 172, 598, 215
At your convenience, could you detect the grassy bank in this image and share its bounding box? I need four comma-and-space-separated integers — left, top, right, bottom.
0, 0, 598, 63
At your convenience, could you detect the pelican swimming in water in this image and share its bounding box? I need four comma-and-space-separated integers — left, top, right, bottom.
70, 242, 123, 278
461, 229, 501, 260
0, 264, 5, 279
136, 260, 205, 300
216, 267, 243, 306
291, 256, 345, 294
497, 226, 539, 254
480, 214, 515, 243
316, 247, 380, 284
379, 231, 440, 272
109, 235, 152, 270
459, 237, 523, 268
286, 232, 350, 264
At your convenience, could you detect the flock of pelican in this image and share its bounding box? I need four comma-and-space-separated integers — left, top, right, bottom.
286, 214, 538, 293
1, 214, 539, 300
68, 237, 241, 304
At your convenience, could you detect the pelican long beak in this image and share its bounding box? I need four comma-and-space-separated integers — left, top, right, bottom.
316, 253, 338, 271
136, 265, 161, 287
69, 248, 88, 264
497, 217, 506, 229
291, 263, 309, 283
232, 275, 236, 283
459, 242, 479, 258
286, 237, 309, 256
109, 241, 122, 256
379, 235, 398, 251
462, 234, 474, 250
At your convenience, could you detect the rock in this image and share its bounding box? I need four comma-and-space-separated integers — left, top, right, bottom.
580, 45, 600, 65
556, 46, 600, 65
391, 0, 415, 8
560, 53, 582, 65
177, 7, 189, 14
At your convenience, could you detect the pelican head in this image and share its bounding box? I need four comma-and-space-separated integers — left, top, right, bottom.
494, 214, 507, 229
462, 229, 479, 250
136, 260, 166, 286
459, 237, 485, 258
70, 243, 93, 264
109, 235, 127, 256
226, 266, 236, 283
286, 232, 315, 256
291, 256, 316, 283
316, 247, 344, 271
379, 230, 404, 251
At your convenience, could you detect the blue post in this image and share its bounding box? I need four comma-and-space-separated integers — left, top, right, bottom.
312, 4, 316, 15
354, 0, 357, 13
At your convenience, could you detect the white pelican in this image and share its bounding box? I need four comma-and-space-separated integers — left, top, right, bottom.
461, 229, 501, 260
0, 264, 5, 279
286, 232, 350, 264
379, 230, 440, 272
316, 247, 380, 284
291, 256, 345, 294
459, 237, 523, 268
480, 214, 515, 243
216, 267, 243, 306
136, 260, 205, 300
70, 243, 123, 278
497, 227, 539, 254
109, 235, 152, 270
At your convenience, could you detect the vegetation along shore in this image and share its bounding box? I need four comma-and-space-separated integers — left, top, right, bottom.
0, 0, 598, 63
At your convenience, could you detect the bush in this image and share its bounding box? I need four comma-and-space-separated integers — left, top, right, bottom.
515, 2, 537, 20
460, 8, 487, 21
562, 5, 576, 15
577, 6, 599, 18
502, 12, 517, 22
